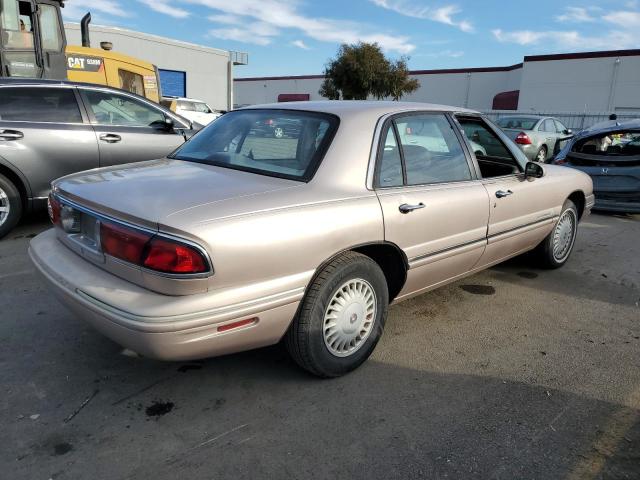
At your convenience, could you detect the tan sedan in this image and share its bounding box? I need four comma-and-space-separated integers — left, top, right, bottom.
29, 102, 594, 377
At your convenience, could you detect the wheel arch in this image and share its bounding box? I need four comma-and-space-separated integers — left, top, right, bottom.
567, 190, 586, 219
307, 241, 409, 304
0, 159, 31, 212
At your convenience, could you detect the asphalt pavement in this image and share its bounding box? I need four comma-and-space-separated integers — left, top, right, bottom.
1, 211, 639, 479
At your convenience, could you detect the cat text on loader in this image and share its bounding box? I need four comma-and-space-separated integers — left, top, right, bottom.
65, 13, 161, 102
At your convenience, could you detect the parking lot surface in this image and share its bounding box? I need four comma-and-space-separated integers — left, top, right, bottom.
2, 212, 639, 479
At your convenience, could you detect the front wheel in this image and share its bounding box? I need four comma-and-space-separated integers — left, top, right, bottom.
535, 199, 578, 269
285, 251, 389, 377
0, 174, 22, 239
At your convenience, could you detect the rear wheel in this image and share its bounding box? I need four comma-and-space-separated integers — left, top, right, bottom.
273, 127, 284, 138
535, 199, 578, 269
0, 174, 22, 239
535, 146, 547, 163
285, 251, 388, 377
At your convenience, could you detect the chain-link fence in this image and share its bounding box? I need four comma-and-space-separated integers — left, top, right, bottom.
482, 110, 640, 132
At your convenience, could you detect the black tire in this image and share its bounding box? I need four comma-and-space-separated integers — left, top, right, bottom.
285, 251, 389, 378
0, 173, 22, 240
535, 199, 578, 269
535, 146, 547, 163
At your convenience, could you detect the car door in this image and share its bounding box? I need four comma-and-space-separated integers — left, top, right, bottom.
455, 115, 558, 268
374, 112, 490, 300
0, 85, 99, 202
540, 118, 560, 154
79, 88, 189, 167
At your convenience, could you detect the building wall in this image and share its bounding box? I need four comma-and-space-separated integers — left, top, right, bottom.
518, 55, 640, 112
65, 23, 232, 110
234, 50, 640, 113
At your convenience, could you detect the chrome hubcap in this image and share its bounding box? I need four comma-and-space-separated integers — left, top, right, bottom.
0, 187, 10, 227
537, 149, 546, 162
274, 127, 284, 138
553, 209, 576, 262
323, 278, 376, 357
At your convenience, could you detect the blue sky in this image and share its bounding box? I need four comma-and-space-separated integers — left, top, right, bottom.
63, 0, 640, 77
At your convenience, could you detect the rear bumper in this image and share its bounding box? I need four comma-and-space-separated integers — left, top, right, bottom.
593, 195, 640, 213
29, 229, 299, 361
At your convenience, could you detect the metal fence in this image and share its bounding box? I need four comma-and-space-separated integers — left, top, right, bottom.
482, 110, 640, 132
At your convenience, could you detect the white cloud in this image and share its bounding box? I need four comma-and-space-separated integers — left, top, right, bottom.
62, 0, 128, 21
370, 0, 473, 32
554, 6, 598, 23
416, 49, 463, 58
603, 11, 640, 28
494, 5, 640, 51
138, 0, 190, 18
291, 40, 310, 50
186, 0, 415, 53
492, 28, 639, 50
208, 14, 279, 45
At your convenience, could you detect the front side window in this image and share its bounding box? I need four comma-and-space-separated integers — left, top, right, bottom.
193, 102, 212, 113
457, 116, 523, 178
0, 87, 81, 122
554, 119, 568, 133
171, 109, 338, 181
84, 90, 165, 126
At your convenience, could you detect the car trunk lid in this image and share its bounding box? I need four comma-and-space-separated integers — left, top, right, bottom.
54, 158, 301, 230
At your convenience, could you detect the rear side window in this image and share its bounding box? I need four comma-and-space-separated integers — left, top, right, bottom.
171, 109, 339, 181
375, 113, 471, 187
0, 87, 81, 123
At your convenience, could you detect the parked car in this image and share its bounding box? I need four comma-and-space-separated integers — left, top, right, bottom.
0, 79, 199, 239
496, 116, 572, 163
29, 101, 594, 377
167, 97, 225, 125
552, 119, 640, 213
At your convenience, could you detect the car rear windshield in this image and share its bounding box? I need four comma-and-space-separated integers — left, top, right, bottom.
170, 109, 339, 181
497, 117, 538, 130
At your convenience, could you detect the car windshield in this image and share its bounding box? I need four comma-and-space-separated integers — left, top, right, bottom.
497, 117, 538, 130
170, 109, 338, 181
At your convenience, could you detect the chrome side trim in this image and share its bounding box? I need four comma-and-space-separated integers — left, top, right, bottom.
53, 193, 214, 278
408, 238, 486, 268
488, 216, 557, 241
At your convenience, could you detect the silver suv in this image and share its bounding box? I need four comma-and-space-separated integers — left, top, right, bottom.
0, 79, 198, 238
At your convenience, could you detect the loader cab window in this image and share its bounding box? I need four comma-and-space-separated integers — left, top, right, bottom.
118, 69, 146, 97
456, 115, 524, 178
0, 0, 41, 77
38, 3, 63, 52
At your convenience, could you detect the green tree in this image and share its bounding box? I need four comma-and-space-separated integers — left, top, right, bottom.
319, 42, 419, 101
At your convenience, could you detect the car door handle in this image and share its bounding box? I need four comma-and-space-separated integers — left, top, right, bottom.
0, 129, 24, 140
99, 133, 122, 143
495, 190, 513, 198
399, 203, 425, 213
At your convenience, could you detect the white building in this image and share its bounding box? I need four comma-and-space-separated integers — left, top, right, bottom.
64, 23, 248, 111
234, 49, 640, 114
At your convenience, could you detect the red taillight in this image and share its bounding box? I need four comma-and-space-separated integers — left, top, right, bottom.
100, 222, 152, 264
48, 194, 61, 226
142, 237, 207, 274
515, 132, 532, 145
265, 119, 274, 125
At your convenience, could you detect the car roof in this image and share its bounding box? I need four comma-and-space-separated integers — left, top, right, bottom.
498, 115, 546, 120
582, 118, 640, 134
240, 100, 478, 118
0, 78, 103, 89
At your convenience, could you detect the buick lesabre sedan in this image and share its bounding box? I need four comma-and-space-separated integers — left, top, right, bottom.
30, 102, 594, 377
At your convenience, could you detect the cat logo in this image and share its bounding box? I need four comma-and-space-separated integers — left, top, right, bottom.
66, 55, 104, 72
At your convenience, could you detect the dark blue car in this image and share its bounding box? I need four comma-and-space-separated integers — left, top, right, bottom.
553, 119, 640, 213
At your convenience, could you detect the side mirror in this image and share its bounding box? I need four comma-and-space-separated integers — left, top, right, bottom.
564, 128, 573, 135
151, 117, 175, 132
525, 161, 544, 179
